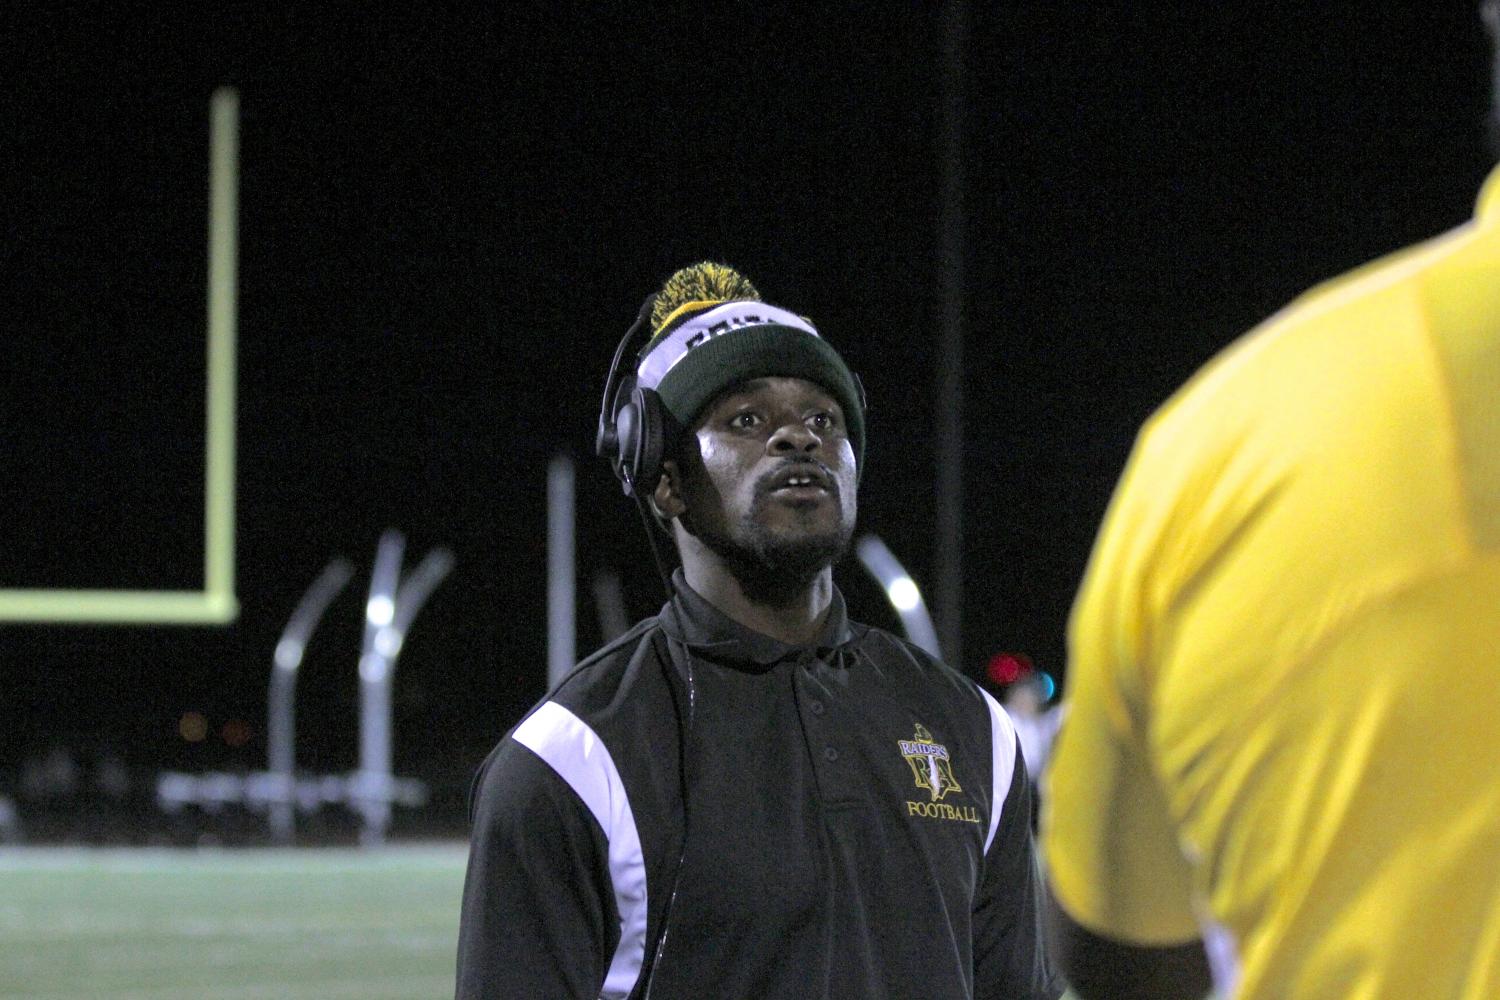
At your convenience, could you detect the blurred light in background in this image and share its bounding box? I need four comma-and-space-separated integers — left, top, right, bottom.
374, 627, 402, 658
986, 652, 1033, 687
887, 576, 921, 612
179, 711, 208, 742
366, 595, 395, 627
222, 719, 251, 747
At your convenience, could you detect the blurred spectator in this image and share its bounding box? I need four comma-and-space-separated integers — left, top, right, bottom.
93, 750, 130, 800
1001, 673, 1063, 785
0, 795, 20, 843
20, 744, 79, 800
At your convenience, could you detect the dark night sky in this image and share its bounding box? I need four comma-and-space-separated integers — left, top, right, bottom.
3, 7, 1494, 810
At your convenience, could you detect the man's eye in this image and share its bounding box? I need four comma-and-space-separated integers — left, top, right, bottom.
730, 412, 761, 429
809, 412, 836, 430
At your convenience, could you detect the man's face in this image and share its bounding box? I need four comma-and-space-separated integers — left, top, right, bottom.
668, 376, 858, 590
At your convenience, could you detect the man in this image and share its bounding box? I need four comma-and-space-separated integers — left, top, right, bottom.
1000, 672, 1061, 791
456, 263, 1062, 999
1042, 9, 1500, 999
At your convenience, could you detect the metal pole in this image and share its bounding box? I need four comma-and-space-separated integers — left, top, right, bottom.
357, 531, 404, 846
548, 454, 576, 689
935, 0, 968, 669
391, 549, 455, 641
591, 567, 630, 644
267, 558, 353, 844
855, 535, 943, 660
356, 535, 453, 847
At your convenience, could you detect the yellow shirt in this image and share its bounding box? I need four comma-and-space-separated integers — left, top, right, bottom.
1043, 166, 1500, 1000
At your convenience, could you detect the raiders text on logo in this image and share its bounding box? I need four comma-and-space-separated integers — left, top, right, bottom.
682, 312, 772, 351
899, 723, 979, 824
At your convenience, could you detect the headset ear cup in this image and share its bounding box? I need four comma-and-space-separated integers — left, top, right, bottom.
631, 387, 666, 497
614, 393, 641, 495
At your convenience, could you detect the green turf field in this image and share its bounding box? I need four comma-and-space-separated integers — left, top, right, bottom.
0, 844, 468, 999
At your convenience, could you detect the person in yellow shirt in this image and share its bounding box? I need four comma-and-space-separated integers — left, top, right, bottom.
1042, 6, 1500, 998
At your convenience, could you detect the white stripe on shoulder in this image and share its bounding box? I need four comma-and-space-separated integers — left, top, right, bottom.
978, 688, 1020, 855
512, 701, 647, 1000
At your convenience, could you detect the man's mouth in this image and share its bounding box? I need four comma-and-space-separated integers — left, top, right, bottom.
762, 464, 835, 500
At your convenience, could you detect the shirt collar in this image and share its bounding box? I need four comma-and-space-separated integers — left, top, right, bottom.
1476, 164, 1500, 226
657, 568, 854, 668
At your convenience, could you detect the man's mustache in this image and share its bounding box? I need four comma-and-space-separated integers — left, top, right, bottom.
753, 458, 840, 502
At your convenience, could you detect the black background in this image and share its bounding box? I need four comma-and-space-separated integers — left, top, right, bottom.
3, 6, 1494, 825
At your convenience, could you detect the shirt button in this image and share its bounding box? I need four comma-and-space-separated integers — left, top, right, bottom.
823, 746, 839, 762
809, 700, 825, 716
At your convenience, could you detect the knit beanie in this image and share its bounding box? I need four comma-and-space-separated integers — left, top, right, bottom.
636, 262, 866, 474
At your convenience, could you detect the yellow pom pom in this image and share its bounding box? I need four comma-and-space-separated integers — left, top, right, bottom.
650, 262, 761, 336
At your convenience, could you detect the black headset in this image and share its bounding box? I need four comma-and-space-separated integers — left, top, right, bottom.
596, 293, 678, 593
595, 293, 673, 498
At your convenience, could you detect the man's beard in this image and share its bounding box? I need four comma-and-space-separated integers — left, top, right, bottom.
692, 501, 853, 607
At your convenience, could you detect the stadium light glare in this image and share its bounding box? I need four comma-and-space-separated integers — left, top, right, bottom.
359, 652, 388, 684
374, 627, 402, 658
274, 638, 305, 670
854, 535, 943, 659
887, 576, 921, 612
366, 595, 395, 627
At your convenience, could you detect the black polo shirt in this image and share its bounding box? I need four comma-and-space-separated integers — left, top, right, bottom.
457, 573, 1063, 999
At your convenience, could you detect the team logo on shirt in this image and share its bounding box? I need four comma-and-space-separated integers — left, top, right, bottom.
899, 724, 978, 824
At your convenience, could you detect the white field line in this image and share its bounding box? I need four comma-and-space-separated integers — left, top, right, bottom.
1, 923, 456, 959
0, 844, 469, 875
0, 906, 456, 938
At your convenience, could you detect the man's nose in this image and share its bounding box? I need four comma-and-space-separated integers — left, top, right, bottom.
768, 419, 819, 453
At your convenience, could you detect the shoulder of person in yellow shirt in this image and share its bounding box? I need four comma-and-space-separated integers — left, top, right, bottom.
1042, 163, 1500, 1000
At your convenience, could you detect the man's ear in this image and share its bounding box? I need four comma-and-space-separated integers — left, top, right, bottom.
653, 459, 687, 520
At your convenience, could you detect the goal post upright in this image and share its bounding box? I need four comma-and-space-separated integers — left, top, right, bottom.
0, 88, 240, 625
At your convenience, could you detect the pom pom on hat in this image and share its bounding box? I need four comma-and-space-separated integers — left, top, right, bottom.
649, 262, 762, 337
